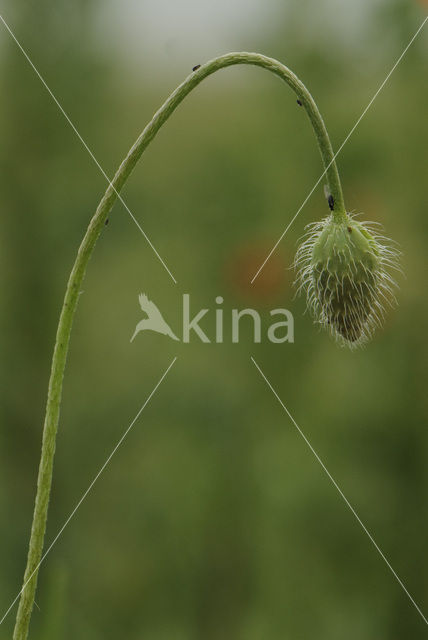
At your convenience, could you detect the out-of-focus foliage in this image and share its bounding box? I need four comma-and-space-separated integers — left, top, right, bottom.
1, 0, 427, 638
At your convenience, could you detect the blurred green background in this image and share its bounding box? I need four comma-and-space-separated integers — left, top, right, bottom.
1, 0, 427, 638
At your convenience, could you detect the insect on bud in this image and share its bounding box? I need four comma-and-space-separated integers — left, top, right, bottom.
294, 214, 400, 347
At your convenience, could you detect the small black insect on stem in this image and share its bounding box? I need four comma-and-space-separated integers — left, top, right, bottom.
327, 194, 334, 211
192, 64, 201, 71
296, 99, 302, 106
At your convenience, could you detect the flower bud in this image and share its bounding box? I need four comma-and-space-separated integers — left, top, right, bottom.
295, 214, 400, 346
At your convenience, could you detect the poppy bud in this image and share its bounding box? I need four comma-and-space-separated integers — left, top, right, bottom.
295, 214, 400, 346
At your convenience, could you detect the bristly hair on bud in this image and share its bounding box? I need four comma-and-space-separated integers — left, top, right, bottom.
294, 213, 401, 348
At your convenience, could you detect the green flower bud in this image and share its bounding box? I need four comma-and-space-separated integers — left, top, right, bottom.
295, 214, 400, 347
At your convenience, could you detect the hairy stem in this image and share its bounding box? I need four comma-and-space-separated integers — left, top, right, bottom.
13, 51, 346, 640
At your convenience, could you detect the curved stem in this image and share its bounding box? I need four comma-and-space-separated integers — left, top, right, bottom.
13, 51, 346, 640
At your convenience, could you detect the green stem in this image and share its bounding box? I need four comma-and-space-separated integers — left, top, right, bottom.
13, 51, 346, 640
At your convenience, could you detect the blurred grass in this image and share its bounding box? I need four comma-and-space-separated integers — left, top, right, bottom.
1, 0, 427, 638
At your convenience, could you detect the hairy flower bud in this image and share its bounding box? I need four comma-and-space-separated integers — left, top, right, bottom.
294, 214, 400, 347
